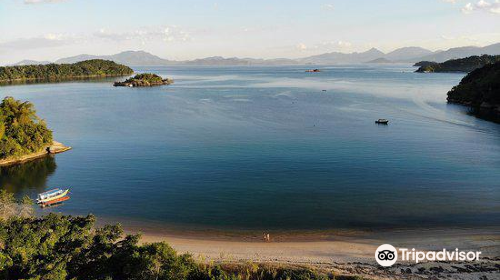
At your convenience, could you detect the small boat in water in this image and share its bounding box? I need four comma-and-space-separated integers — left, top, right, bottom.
36, 188, 69, 204
41, 196, 70, 208
375, 119, 389, 124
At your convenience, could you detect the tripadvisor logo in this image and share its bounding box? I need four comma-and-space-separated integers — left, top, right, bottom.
375, 244, 398, 267
375, 244, 481, 267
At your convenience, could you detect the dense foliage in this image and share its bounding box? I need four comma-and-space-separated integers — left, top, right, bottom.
0, 60, 133, 83
0, 97, 53, 160
0, 208, 358, 280
413, 61, 435, 67
447, 62, 500, 123
415, 55, 500, 73
114, 73, 173, 87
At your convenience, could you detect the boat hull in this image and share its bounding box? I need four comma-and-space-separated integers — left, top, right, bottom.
37, 189, 69, 204
41, 196, 70, 207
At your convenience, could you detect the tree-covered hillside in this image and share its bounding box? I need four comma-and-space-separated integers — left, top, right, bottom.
447, 62, 500, 123
415, 55, 500, 73
0, 97, 53, 160
0, 198, 343, 280
0, 59, 133, 83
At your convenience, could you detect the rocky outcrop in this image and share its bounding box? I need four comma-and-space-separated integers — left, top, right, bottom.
0, 141, 71, 167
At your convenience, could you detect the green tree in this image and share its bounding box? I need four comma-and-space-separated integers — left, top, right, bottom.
0, 202, 336, 280
0, 97, 53, 160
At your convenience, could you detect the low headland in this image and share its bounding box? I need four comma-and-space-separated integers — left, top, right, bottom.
0, 59, 133, 84
415, 54, 500, 73
0, 141, 71, 167
447, 61, 500, 123
114, 73, 174, 87
0, 97, 71, 166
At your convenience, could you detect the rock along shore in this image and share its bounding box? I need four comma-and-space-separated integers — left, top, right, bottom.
0, 141, 71, 167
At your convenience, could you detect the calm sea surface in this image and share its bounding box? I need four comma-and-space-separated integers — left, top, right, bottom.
1, 65, 499, 231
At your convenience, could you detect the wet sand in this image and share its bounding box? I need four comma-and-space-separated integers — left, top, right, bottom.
133, 227, 500, 264
122, 225, 499, 279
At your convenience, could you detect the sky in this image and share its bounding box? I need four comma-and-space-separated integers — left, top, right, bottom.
0, 0, 500, 64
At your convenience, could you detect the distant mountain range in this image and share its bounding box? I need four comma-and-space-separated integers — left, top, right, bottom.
416, 43, 500, 63
298, 47, 386, 64
10, 42, 500, 66
12, 59, 52, 66
366, 58, 393, 64
54, 51, 172, 66
181, 56, 298, 66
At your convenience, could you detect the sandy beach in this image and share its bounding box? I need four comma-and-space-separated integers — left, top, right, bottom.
119, 223, 500, 279
134, 227, 500, 262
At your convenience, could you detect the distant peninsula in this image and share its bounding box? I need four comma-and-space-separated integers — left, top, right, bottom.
114, 73, 173, 87
415, 55, 500, 73
0, 59, 133, 84
447, 62, 500, 123
0, 97, 70, 166
366, 57, 393, 64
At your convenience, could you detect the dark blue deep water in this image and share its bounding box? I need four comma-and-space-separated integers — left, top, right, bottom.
1, 65, 499, 231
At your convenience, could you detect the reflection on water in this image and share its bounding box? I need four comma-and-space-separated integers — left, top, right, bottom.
0, 65, 499, 231
0, 156, 57, 197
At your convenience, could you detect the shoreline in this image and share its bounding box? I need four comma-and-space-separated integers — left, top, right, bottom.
126, 225, 500, 279
95, 214, 500, 243
0, 141, 71, 167
114, 218, 500, 260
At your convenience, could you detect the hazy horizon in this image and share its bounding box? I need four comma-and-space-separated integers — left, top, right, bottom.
1, 0, 500, 65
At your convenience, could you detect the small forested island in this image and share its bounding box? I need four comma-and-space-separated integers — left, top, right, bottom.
0, 97, 70, 166
447, 62, 500, 123
114, 73, 174, 87
415, 55, 500, 73
0, 59, 133, 84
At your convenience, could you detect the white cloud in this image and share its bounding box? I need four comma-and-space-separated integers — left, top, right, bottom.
337, 41, 352, 48
24, 0, 66, 4
324, 4, 334, 10
296, 43, 308, 51
462, 0, 500, 14
441, 0, 457, 4
0, 25, 191, 51
477, 0, 490, 7
462, 2, 474, 13
0, 36, 70, 50
44, 33, 64, 40
94, 26, 192, 44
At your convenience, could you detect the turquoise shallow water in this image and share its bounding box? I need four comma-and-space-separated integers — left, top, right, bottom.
1, 65, 499, 231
